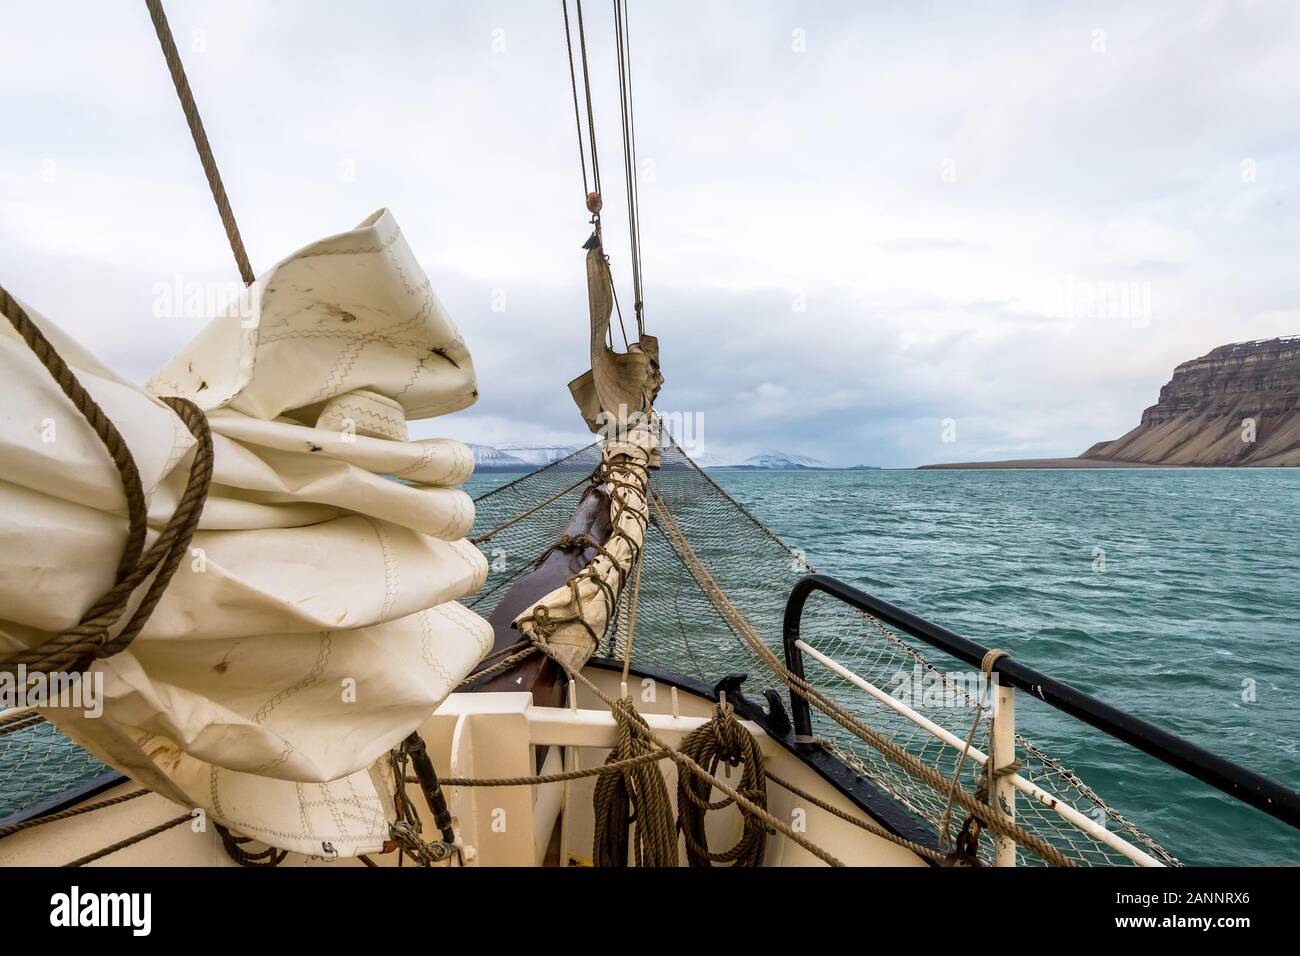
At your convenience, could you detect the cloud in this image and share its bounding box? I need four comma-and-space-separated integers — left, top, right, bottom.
2, 0, 1298, 467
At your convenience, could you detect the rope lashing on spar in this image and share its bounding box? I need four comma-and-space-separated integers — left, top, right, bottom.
513, 445, 650, 652
0, 288, 213, 678
464, 449, 651, 687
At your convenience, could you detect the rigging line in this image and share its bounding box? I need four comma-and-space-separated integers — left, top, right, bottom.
561, 0, 590, 199
613, 1, 637, 332
574, 0, 601, 199
144, 0, 254, 287
615, 0, 645, 336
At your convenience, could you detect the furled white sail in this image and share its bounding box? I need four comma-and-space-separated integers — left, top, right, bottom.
0, 210, 492, 856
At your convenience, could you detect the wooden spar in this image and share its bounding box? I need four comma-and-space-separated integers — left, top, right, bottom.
468, 482, 614, 717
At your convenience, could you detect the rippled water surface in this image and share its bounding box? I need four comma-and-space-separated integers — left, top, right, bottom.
470, 466, 1300, 865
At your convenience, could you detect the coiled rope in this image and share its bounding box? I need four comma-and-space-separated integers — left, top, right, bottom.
592, 696, 677, 866
524, 630, 845, 866
676, 701, 769, 867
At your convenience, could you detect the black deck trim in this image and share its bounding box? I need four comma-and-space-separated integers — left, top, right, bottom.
586, 656, 941, 861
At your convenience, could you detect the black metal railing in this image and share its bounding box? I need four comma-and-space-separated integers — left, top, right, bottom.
782, 573, 1300, 830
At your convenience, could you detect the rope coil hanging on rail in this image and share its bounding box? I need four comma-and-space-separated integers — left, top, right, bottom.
676, 701, 769, 867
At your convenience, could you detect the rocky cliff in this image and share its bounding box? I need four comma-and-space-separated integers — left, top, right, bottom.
1082, 336, 1300, 466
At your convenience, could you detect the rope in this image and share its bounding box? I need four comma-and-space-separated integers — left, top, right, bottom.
144, 0, 255, 286
385, 741, 460, 866
936, 648, 1006, 854
0, 789, 149, 840
469, 472, 594, 545
0, 711, 44, 736
412, 749, 670, 788
0, 289, 214, 678
571, 0, 602, 213
1, 288, 147, 584
620, 546, 644, 684
765, 772, 946, 864
460, 644, 539, 686
523, 630, 845, 866
676, 702, 769, 867
613, 0, 645, 335
649, 490, 1075, 867
561, 0, 590, 200
214, 822, 289, 867
592, 696, 678, 866
63, 813, 192, 867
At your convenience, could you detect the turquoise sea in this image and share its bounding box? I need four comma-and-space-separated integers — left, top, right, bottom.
471, 466, 1300, 865
4, 468, 1293, 866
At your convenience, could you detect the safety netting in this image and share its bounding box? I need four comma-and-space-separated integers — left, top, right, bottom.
0, 714, 112, 826
470, 433, 1180, 867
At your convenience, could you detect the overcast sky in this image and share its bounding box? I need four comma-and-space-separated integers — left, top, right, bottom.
3, 1, 1298, 466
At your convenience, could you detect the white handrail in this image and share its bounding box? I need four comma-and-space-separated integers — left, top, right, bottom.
795, 639, 1163, 867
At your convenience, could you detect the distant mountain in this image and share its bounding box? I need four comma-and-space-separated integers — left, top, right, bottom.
714, 451, 830, 470
923, 335, 1300, 469
497, 444, 586, 467
466, 444, 532, 471
1081, 336, 1300, 466
469, 442, 858, 472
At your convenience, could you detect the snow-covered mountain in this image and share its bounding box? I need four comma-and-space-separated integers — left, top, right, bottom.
731, 451, 829, 470
467, 442, 835, 472
466, 444, 532, 470
497, 444, 586, 467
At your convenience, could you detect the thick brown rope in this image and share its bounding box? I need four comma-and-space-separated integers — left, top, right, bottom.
144, 0, 255, 286
1, 288, 147, 583
214, 821, 289, 868
0, 290, 214, 677
63, 812, 192, 867
0, 789, 150, 840
0, 709, 44, 735
460, 646, 538, 686
676, 702, 769, 867
592, 696, 677, 866
524, 631, 845, 866
411, 749, 670, 789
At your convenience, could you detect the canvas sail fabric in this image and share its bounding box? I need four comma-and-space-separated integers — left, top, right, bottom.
568, 244, 662, 438
0, 210, 493, 856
